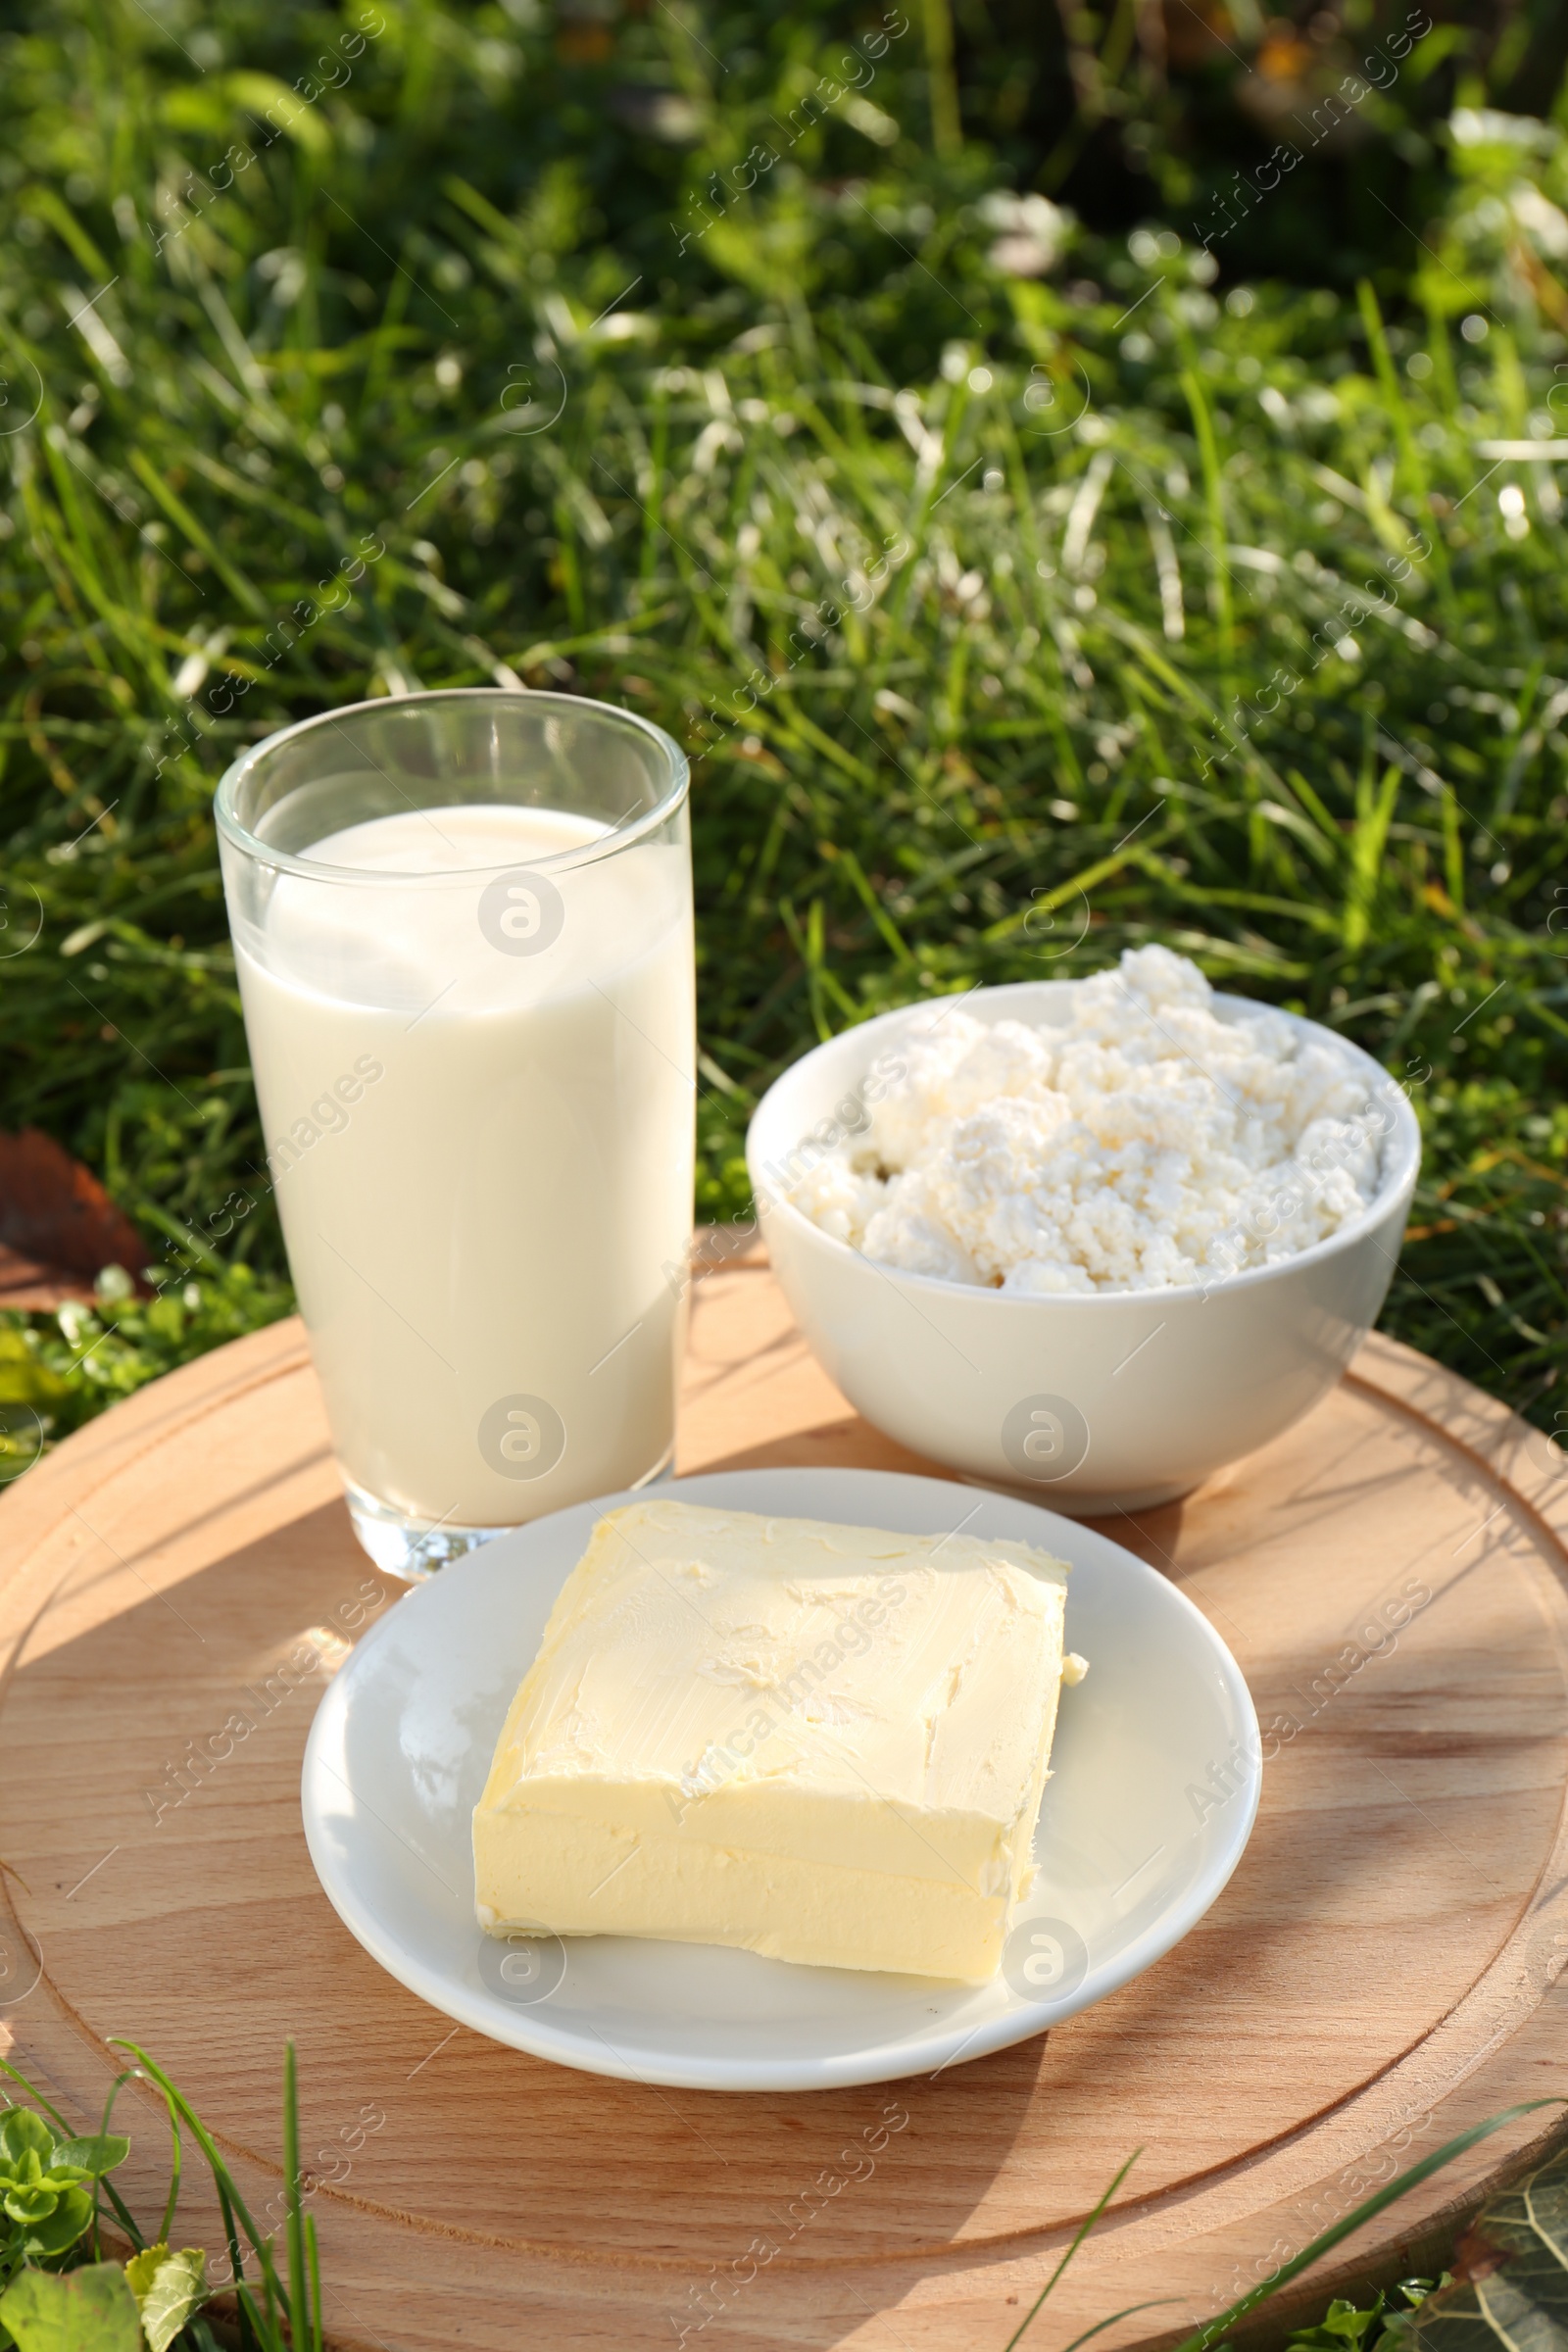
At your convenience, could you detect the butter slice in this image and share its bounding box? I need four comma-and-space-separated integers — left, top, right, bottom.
472, 1498, 1074, 1983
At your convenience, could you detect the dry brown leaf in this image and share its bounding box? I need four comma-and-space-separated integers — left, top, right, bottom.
0, 1129, 147, 1307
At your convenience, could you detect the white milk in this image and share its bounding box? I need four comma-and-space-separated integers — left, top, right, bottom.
234, 804, 694, 1526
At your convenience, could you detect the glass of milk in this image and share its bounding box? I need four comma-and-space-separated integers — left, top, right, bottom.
216, 690, 694, 1579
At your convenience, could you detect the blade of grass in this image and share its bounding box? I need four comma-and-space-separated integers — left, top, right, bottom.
982, 833, 1177, 943
92, 2067, 146, 2259
1002, 2150, 1143, 2352
156, 2080, 183, 2247
921, 0, 961, 156
306, 2211, 323, 2352
1345, 762, 1400, 950
1053, 2302, 1184, 2352
212, 2174, 257, 2352
284, 2042, 308, 2352
1178, 366, 1234, 669
834, 844, 916, 967
1355, 278, 1455, 614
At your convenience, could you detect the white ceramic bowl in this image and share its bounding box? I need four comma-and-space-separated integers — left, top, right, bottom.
746, 981, 1420, 1514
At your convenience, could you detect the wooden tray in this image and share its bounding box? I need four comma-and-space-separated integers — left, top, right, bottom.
4, 1231, 1568, 2352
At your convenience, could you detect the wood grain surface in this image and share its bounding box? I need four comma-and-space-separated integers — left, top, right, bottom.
4, 1231, 1568, 2352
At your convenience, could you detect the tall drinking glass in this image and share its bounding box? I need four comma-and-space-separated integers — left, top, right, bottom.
216, 690, 694, 1579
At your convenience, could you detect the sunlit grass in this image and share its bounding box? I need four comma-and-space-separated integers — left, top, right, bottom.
1, 2, 1566, 1439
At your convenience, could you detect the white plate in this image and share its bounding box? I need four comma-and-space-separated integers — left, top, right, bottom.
301, 1468, 1258, 2092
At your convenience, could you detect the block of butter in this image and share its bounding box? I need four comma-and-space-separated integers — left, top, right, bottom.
472, 1497, 1083, 1983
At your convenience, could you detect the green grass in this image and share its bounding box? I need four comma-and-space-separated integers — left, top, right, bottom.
0, 1, 1567, 1450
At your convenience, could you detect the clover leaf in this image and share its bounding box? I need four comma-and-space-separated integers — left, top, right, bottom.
46, 2143, 125, 2183
18, 2189, 95, 2263
0, 2111, 98, 2263
0, 2120, 52, 2173
3, 2152, 56, 2229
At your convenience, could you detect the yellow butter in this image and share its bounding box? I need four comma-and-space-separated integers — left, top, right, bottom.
472, 1497, 1076, 1982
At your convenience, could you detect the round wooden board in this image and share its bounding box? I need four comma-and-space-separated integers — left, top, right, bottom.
5, 1231, 1568, 2352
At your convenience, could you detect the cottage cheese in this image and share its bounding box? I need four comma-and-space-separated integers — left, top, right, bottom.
789, 947, 1387, 1295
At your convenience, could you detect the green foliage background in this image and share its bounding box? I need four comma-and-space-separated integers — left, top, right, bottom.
1, 0, 1567, 1447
